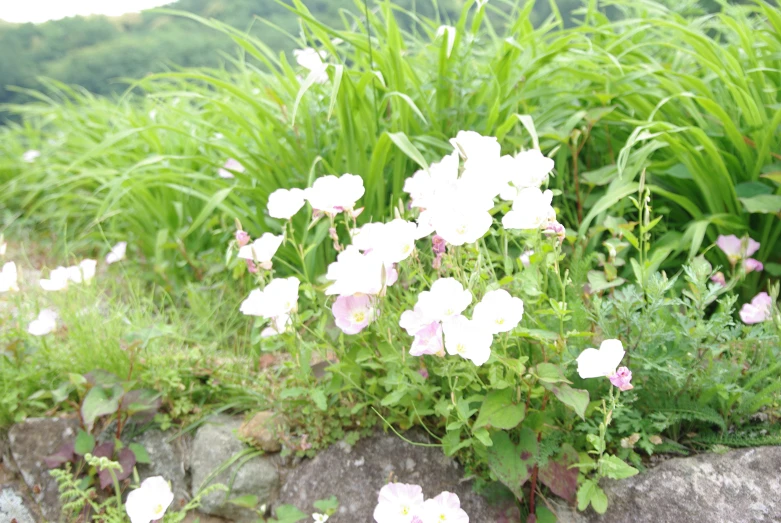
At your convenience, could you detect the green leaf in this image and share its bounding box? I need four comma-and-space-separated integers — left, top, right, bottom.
533, 363, 571, 384
760, 172, 781, 185
313, 496, 339, 513
309, 389, 327, 411
600, 455, 639, 480
739, 194, 781, 214
474, 390, 525, 431
587, 270, 626, 292
473, 427, 493, 447
486, 429, 538, 498
577, 479, 608, 513
380, 388, 407, 407
128, 443, 151, 464
229, 494, 259, 509
541, 382, 589, 419
81, 384, 123, 431
386, 132, 429, 170
279, 387, 307, 399
270, 504, 308, 523
735, 181, 773, 198
74, 430, 95, 456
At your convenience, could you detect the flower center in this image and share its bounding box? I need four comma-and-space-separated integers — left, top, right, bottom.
496, 318, 505, 325
353, 311, 366, 323
456, 343, 467, 354
456, 225, 467, 235
153, 504, 163, 515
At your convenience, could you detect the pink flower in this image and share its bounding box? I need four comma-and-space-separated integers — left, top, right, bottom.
711, 272, 726, 286
431, 235, 447, 255
739, 292, 773, 324
246, 259, 259, 273
608, 367, 633, 391
716, 235, 760, 264
418, 368, 429, 379
409, 321, 444, 356
236, 230, 251, 247
218, 158, 245, 179
744, 258, 764, 273
332, 294, 375, 334
422, 491, 469, 523
373, 483, 424, 523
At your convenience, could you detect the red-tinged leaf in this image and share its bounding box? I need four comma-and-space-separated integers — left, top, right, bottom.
44, 442, 75, 469
92, 441, 115, 459
539, 443, 579, 503
98, 448, 135, 489
121, 389, 162, 424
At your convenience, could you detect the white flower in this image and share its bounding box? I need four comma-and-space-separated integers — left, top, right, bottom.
576, 339, 626, 379
261, 314, 292, 338
472, 289, 524, 334
218, 158, 245, 179
0, 261, 18, 292
28, 309, 58, 336
238, 233, 283, 265
67, 259, 97, 283
268, 188, 306, 219
304, 174, 365, 215
519, 249, 534, 268
0, 242, 6, 256
325, 246, 390, 296
421, 491, 469, 523
373, 483, 425, 523
106, 241, 127, 264
501, 187, 556, 230
40, 267, 70, 291
498, 149, 554, 201
443, 315, 493, 366
431, 207, 492, 246
240, 277, 300, 319
294, 47, 329, 84
403, 152, 459, 210
476, 0, 489, 7
399, 305, 431, 336
313, 514, 329, 523
23, 150, 40, 163
449, 131, 501, 166
125, 476, 174, 523
414, 210, 437, 239
416, 278, 472, 322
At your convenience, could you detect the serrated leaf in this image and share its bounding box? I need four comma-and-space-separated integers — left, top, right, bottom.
309, 389, 328, 411
380, 388, 407, 406
600, 455, 639, 480
279, 387, 307, 399
474, 390, 525, 431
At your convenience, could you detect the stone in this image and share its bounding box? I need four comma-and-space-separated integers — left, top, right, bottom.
580, 446, 781, 523
133, 429, 191, 511
8, 417, 79, 522
238, 411, 283, 453
278, 429, 518, 522
0, 482, 42, 523
190, 415, 280, 522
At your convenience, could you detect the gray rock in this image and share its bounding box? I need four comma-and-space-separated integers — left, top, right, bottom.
8, 417, 79, 522
190, 415, 279, 522
278, 429, 517, 522
583, 446, 781, 523
0, 482, 42, 523
133, 429, 191, 511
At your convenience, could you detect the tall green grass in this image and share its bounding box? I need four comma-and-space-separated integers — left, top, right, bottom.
1, 0, 779, 289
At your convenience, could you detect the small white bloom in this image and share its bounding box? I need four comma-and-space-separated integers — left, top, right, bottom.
294, 47, 329, 84
240, 277, 300, 319
28, 309, 58, 336
0, 241, 6, 256
416, 278, 472, 322
313, 514, 329, 523
498, 149, 554, 201
0, 261, 18, 292
403, 152, 459, 210
106, 241, 127, 264
421, 491, 469, 523
23, 150, 41, 163
502, 187, 556, 230
125, 476, 174, 523
304, 174, 365, 215
443, 315, 493, 366
449, 130, 500, 166
576, 339, 626, 379
268, 188, 306, 219
261, 314, 292, 338
67, 259, 97, 283
519, 249, 534, 268
472, 289, 524, 334
40, 267, 70, 291
218, 158, 245, 179
399, 305, 431, 336
325, 246, 390, 296
237, 233, 283, 265
373, 483, 425, 523
432, 207, 492, 246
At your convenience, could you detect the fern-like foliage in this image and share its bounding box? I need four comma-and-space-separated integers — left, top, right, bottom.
656, 401, 727, 432
692, 425, 781, 449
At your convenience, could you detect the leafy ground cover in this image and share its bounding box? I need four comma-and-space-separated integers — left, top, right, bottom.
1, 0, 780, 521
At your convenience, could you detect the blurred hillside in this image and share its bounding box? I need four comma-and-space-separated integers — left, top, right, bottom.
0, 0, 596, 106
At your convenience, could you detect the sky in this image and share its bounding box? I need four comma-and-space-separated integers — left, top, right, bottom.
0, 0, 173, 24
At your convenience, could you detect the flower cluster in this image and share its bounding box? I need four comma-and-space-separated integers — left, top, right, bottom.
373, 483, 468, 523
40, 259, 97, 291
